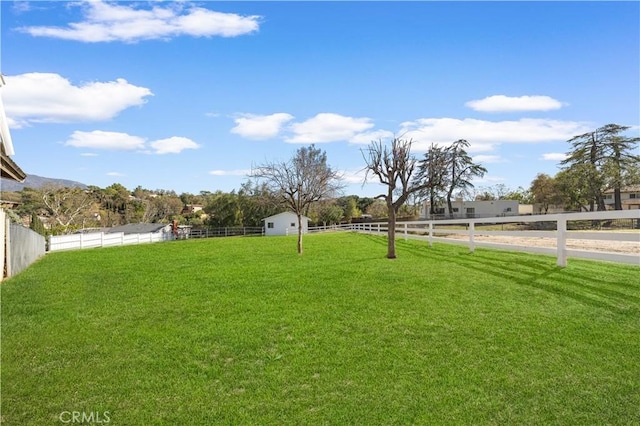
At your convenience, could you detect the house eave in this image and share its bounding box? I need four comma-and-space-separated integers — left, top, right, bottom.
1, 146, 26, 183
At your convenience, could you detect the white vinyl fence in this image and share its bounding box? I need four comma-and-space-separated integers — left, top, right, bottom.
48, 231, 174, 252
310, 210, 640, 267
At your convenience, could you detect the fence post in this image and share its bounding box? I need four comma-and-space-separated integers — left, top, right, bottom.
428, 222, 433, 247
80, 232, 84, 249
0, 214, 6, 279
469, 221, 475, 253
404, 223, 408, 241
5, 219, 12, 277
557, 216, 567, 267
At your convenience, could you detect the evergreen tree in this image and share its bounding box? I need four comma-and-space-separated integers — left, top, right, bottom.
562, 124, 639, 211
29, 212, 47, 236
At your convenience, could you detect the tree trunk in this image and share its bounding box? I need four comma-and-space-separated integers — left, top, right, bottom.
429, 190, 436, 218
297, 213, 303, 254
614, 188, 622, 210
387, 202, 396, 259
446, 190, 454, 219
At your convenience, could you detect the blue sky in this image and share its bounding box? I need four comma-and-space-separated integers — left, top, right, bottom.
2, 1, 639, 198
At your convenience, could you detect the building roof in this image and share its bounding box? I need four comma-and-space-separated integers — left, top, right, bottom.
1, 77, 26, 183
105, 223, 171, 235
263, 211, 310, 221
1, 143, 26, 182
604, 186, 640, 194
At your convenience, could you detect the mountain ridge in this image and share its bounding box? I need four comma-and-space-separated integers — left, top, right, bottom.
1, 174, 88, 193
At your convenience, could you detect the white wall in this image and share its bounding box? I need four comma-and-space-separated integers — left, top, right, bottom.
421, 200, 520, 219
264, 212, 308, 236
462, 200, 519, 217
604, 189, 640, 210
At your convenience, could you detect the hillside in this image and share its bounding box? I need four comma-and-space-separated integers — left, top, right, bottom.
0, 174, 87, 192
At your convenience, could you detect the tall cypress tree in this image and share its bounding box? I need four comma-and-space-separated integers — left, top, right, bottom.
29, 212, 47, 236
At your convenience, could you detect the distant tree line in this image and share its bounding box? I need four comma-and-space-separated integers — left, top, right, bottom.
6, 124, 638, 244
7, 176, 383, 236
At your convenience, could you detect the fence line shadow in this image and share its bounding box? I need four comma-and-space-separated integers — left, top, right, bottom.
356, 232, 639, 314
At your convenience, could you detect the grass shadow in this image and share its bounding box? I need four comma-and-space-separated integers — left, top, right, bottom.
386, 235, 640, 314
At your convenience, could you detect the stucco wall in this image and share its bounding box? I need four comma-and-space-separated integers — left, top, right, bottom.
264, 212, 308, 236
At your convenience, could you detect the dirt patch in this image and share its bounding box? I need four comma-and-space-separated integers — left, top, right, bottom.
441, 234, 640, 254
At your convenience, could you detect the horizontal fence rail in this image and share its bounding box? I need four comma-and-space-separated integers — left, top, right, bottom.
312, 210, 640, 267
45, 212, 640, 265
189, 227, 264, 238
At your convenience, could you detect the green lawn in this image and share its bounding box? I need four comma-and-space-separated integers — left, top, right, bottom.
1, 232, 639, 425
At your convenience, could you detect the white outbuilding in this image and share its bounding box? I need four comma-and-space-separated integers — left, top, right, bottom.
263, 211, 309, 236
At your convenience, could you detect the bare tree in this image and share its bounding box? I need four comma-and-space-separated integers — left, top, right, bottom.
40, 184, 94, 233
362, 137, 431, 259
253, 145, 343, 254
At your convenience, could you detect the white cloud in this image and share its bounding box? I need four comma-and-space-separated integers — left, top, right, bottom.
231, 113, 294, 140
65, 131, 199, 154
18, 1, 261, 43
65, 130, 146, 150
466, 95, 565, 112
399, 118, 590, 153
173, 7, 260, 38
348, 129, 396, 145
80, 152, 99, 157
228, 111, 589, 159
473, 155, 503, 164
149, 137, 200, 154
209, 169, 251, 176
12, 1, 32, 14
541, 152, 568, 161
342, 168, 370, 184
3, 73, 152, 127
473, 175, 507, 184
106, 171, 125, 177
230, 112, 376, 143
287, 113, 375, 144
